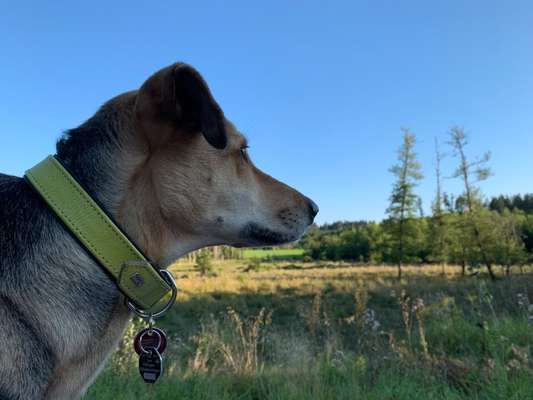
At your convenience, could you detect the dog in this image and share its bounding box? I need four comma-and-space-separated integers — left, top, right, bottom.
0, 62, 318, 399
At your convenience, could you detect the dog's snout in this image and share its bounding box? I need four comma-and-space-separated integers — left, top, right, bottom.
307, 198, 319, 220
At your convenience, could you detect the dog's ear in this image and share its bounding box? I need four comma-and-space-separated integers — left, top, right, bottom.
136, 63, 227, 149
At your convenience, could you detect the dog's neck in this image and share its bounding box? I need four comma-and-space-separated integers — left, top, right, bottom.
56, 93, 136, 214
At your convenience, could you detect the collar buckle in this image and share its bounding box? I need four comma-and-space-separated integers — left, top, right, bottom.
126, 269, 178, 320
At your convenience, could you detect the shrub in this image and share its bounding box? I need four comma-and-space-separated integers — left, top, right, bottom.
244, 258, 266, 272
194, 249, 214, 276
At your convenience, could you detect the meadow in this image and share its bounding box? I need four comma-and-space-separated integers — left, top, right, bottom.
84, 259, 533, 400
241, 248, 305, 261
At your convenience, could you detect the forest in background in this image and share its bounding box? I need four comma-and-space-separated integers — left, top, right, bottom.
301, 126, 533, 280
301, 194, 533, 270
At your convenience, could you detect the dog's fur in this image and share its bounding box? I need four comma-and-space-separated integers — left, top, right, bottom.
0, 63, 317, 399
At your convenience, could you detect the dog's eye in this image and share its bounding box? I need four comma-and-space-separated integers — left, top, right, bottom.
240, 145, 249, 161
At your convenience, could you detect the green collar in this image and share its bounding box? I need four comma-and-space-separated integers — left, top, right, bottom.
25, 155, 176, 313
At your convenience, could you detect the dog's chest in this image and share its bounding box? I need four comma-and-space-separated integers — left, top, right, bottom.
44, 297, 132, 400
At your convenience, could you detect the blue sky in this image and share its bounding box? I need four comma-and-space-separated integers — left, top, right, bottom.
1, 1, 532, 224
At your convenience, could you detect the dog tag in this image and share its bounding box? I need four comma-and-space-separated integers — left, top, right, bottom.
133, 328, 167, 355
139, 348, 163, 384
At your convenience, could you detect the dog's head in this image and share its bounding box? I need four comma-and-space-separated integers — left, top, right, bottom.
60, 63, 318, 264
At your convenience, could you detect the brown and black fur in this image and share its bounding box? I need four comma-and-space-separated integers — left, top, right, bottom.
0, 62, 318, 399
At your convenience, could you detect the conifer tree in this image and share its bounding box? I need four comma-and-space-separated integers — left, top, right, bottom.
387, 129, 423, 279
429, 138, 449, 271
448, 127, 496, 280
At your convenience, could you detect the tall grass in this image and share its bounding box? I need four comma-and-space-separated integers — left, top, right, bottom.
84, 263, 533, 400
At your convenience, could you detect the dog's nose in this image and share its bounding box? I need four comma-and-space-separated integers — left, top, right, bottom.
307, 198, 319, 220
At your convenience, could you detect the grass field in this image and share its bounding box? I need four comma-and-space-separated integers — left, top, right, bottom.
242, 248, 305, 260
84, 262, 533, 399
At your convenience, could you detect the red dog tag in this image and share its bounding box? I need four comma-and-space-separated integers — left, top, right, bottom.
133, 328, 167, 355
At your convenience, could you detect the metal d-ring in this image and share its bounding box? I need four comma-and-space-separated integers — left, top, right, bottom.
126, 269, 177, 320
138, 328, 162, 354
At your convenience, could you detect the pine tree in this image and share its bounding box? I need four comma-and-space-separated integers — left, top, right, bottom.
493, 209, 527, 275
387, 129, 423, 279
448, 126, 496, 280
429, 138, 449, 271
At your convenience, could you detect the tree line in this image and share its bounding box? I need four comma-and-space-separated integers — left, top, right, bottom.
301, 127, 533, 279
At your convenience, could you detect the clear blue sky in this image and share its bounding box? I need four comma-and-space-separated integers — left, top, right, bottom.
1, 1, 532, 224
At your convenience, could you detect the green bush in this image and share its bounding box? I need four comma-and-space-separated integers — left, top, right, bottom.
194, 249, 214, 276
244, 258, 270, 272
